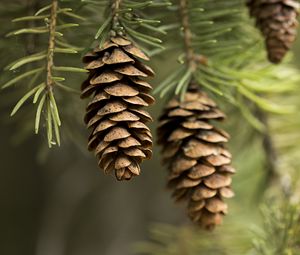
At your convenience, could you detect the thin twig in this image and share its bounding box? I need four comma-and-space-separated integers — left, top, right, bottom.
46, 0, 58, 91
179, 0, 196, 71
257, 109, 279, 186
111, 0, 122, 30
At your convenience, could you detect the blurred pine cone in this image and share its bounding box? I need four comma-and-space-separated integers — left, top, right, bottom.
157, 85, 235, 230
247, 0, 300, 63
81, 36, 155, 181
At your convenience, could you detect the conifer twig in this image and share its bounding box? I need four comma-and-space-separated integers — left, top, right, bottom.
46, 0, 58, 91
179, 0, 196, 72
111, 0, 122, 30
1, 0, 82, 147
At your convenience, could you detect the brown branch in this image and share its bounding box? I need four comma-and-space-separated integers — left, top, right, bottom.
257, 109, 279, 185
179, 0, 197, 71
46, 0, 58, 91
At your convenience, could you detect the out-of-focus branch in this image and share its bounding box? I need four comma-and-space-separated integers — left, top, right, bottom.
256, 109, 279, 186
26, 0, 39, 54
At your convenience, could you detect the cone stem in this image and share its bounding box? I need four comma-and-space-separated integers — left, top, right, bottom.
179, 0, 196, 72
46, 0, 58, 91
111, 0, 122, 31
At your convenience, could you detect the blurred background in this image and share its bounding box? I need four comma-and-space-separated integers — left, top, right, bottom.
1, 0, 300, 255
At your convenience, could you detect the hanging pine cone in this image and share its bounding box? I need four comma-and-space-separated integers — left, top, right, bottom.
81, 36, 155, 181
157, 85, 235, 229
247, 0, 300, 63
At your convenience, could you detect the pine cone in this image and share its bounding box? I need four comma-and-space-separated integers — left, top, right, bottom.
247, 0, 300, 63
81, 36, 155, 181
157, 85, 235, 230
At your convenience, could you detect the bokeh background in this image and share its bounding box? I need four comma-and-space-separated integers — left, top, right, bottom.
1, 0, 300, 255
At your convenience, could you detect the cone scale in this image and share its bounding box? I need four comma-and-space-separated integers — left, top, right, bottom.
247, 0, 300, 63
157, 85, 235, 229
81, 36, 155, 181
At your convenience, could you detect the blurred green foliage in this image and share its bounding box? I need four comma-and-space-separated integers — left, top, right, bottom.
0, 1, 300, 255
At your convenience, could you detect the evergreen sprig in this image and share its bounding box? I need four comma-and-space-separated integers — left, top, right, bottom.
154, 0, 300, 133
83, 0, 171, 52
1, 0, 85, 148
153, 0, 245, 100
253, 201, 300, 255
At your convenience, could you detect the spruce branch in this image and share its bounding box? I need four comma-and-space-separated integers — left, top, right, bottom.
1, 0, 84, 147
46, 0, 58, 92
88, 0, 169, 50
154, 0, 300, 133
179, 0, 196, 72
154, 0, 241, 99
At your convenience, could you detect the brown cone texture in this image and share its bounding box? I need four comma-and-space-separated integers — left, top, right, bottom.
247, 0, 300, 63
81, 36, 155, 181
157, 86, 235, 230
